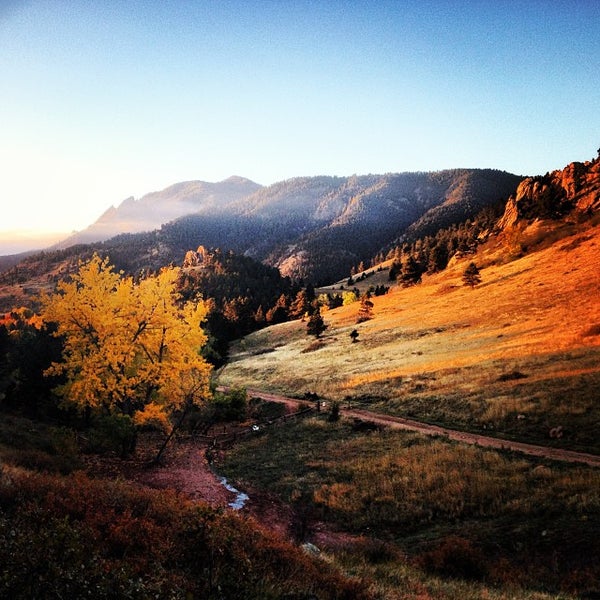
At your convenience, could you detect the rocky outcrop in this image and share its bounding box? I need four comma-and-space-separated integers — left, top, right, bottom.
499, 155, 600, 229
182, 245, 209, 268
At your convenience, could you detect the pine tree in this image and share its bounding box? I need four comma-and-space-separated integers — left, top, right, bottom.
254, 305, 266, 325
306, 305, 327, 338
462, 262, 482, 288
356, 296, 374, 323
400, 255, 423, 286
428, 243, 449, 273
289, 289, 311, 320
266, 294, 289, 324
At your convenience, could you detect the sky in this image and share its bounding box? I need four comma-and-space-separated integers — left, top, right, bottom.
1, 0, 599, 252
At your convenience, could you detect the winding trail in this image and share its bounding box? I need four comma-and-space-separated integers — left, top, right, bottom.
244, 388, 600, 468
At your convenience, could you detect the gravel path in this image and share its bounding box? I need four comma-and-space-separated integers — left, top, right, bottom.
245, 389, 600, 468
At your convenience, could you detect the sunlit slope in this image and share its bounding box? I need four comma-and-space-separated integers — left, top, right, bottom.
219, 222, 600, 451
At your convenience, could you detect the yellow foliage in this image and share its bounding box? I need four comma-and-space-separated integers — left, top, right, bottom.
40, 254, 212, 423
133, 402, 171, 432
342, 291, 358, 306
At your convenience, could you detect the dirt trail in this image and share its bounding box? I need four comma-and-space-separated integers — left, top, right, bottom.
113, 387, 598, 555
245, 389, 600, 468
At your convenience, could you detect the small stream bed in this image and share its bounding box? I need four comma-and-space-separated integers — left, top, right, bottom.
219, 476, 249, 510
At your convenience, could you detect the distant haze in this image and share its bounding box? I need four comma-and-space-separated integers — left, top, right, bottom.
1, 2, 599, 239
0, 231, 70, 256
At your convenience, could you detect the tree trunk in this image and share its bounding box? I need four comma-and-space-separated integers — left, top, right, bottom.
151, 401, 191, 465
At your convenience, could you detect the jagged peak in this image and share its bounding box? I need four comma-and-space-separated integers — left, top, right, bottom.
498, 152, 600, 229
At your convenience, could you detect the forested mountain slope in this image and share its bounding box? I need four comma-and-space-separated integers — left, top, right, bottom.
91, 169, 520, 283
225, 170, 522, 282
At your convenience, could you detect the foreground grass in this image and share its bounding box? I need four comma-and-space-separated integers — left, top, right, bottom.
219, 415, 600, 598
349, 348, 600, 453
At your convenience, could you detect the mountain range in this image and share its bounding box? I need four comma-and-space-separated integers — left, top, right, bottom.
55, 170, 520, 253
37, 168, 522, 284
1, 152, 599, 313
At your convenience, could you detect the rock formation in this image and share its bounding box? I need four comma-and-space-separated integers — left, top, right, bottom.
499, 154, 600, 229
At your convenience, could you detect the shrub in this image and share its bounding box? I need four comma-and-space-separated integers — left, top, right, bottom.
582, 323, 600, 337
0, 417, 80, 474
496, 370, 528, 382
210, 387, 248, 422
0, 466, 373, 600
85, 414, 137, 458
328, 401, 341, 422
417, 536, 486, 580
462, 262, 482, 288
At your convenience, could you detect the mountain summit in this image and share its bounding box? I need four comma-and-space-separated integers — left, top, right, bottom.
54, 177, 262, 248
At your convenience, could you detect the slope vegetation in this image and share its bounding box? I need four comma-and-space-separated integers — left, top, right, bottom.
229, 169, 521, 282
219, 219, 600, 454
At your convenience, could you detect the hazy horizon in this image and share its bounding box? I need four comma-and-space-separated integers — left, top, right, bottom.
0, 230, 71, 256
1, 0, 599, 249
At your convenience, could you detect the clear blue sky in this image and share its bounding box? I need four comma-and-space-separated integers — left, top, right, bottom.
1, 0, 599, 242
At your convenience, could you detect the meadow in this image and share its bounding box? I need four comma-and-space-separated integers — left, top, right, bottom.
219, 222, 600, 454
215, 222, 600, 597
218, 415, 600, 598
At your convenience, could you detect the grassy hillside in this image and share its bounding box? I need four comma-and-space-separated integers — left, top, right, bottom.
215, 218, 600, 598
218, 219, 600, 454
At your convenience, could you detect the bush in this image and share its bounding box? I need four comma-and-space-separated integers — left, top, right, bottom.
85, 414, 137, 458
416, 536, 486, 580
249, 397, 287, 421
583, 323, 600, 337
0, 417, 80, 474
328, 401, 341, 422
496, 370, 528, 382
210, 387, 248, 422
0, 466, 373, 600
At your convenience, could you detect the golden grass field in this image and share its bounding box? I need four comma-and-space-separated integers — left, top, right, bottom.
218, 220, 600, 450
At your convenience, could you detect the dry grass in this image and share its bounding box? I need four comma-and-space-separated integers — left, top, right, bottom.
219, 222, 600, 451
217, 222, 600, 598
220, 416, 600, 598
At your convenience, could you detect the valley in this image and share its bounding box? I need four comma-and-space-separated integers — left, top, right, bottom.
3, 2, 599, 597
0, 154, 599, 598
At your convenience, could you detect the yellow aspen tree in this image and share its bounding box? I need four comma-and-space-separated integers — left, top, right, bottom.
41, 254, 212, 459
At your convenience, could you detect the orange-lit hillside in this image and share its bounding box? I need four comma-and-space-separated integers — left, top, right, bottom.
222, 220, 600, 392
219, 218, 600, 450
